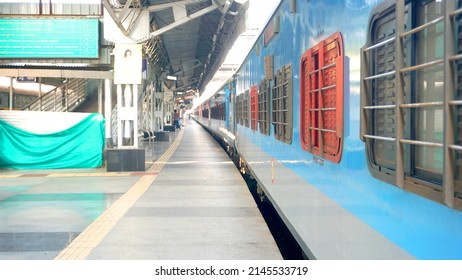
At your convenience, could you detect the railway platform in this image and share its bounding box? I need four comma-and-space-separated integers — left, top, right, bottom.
0, 120, 281, 260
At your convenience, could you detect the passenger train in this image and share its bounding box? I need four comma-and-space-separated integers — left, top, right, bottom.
194, 0, 462, 259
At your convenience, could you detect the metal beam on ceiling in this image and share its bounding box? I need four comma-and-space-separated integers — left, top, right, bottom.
144, 2, 219, 42
102, 0, 244, 93
198, 0, 233, 87
103, 0, 144, 37
104, 0, 224, 42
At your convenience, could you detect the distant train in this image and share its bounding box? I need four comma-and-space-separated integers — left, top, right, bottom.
194, 0, 462, 259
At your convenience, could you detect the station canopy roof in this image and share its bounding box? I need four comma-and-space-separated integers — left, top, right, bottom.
0, 0, 247, 96
106, 0, 249, 95
0, 0, 279, 102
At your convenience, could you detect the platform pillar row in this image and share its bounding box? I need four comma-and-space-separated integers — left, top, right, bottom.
106, 43, 145, 171
104, 79, 113, 147
116, 83, 139, 148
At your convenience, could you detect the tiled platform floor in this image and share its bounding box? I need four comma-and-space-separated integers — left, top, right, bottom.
0, 121, 281, 260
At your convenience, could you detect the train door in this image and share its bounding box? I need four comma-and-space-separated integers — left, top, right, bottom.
225, 84, 230, 130
231, 80, 237, 137
207, 100, 211, 127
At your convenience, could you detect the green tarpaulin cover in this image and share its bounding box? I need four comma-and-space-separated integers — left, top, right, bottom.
0, 113, 105, 169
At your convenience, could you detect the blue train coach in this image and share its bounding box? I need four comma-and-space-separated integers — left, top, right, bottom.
194, 0, 462, 260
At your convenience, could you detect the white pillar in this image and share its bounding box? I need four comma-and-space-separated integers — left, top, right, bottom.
9, 77, 13, 110
39, 77, 43, 111
133, 83, 139, 146
98, 79, 103, 114
123, 84, 132, 140
150, 83, 155, 133
117, 84, 123, 148
116, 84, 139, 149
104, 79, 112, 145
113, 43, 142, 149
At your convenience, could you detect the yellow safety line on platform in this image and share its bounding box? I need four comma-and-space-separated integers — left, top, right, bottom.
54, 129, 184, 260
47, 173, 130, 177
0, 174, 22, 178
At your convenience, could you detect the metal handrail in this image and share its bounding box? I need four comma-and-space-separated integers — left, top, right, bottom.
449, 54, 462, 61
321, 62, 336, 70
321, 84, 336, 91
364, 70, 396, 81
449, 145, 462, 151
449, 8, 462, 18
308, 62, 336, 76
364, 37, 396, 52
309, 127, 336, 133
22, 86, 57, 111
400, 16, 444, 38
363, 134, 396, 142
22, 78, 97, 112
449, 100, 462, 106
400, 101, 444, 108
400, 139, 443, 148
400, 59, 444, 73
364, 104, 396, 110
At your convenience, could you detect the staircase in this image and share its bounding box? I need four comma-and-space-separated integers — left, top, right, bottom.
22, 78, 99, 112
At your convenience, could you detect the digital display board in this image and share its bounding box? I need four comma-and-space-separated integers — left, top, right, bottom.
0, 18, 99, 59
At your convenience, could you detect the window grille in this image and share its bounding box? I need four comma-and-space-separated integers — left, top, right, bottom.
250, 85, 259, 131
361, 0, 462, 209
236, 93, 243, 126
258, 79, 271, 135
300, 32, 344, 163
243, 90, 250, 128
272, 63, 293, 144
202, 101, 209, 119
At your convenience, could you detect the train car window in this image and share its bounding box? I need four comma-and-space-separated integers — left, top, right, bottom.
211, 100, 216, 120
258, 79, 271, 135
456, 1, 462, 203
361, 0, 462, 209
300, 32, 344, 163
236, 94, 243, 126
210, 91, 225, 121
210, 101, 223, 120
272, 63, 293, 144
202, 100, 209, 119
412, 0, 445, 184
243, 89, 250, 128
236, 92, 249, 127
250, 85, 259, 131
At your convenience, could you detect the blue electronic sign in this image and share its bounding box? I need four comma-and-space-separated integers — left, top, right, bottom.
0, 18, 99, 59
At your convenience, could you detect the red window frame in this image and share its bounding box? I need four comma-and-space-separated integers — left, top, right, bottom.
300, 32, 344, 163
250, 85, 259, 131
